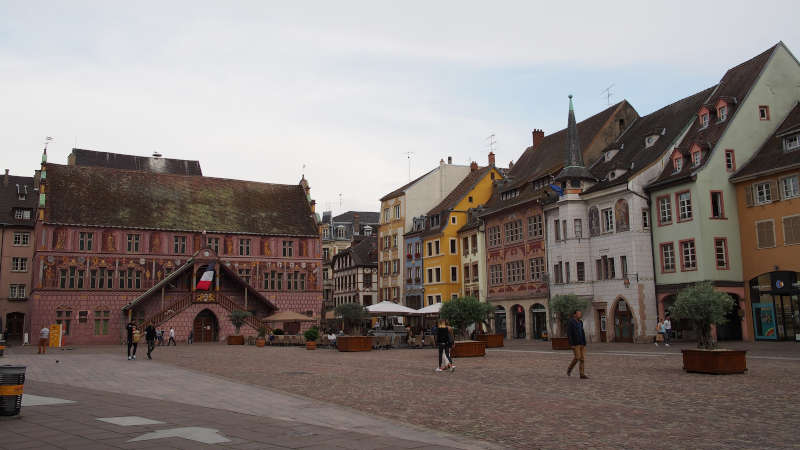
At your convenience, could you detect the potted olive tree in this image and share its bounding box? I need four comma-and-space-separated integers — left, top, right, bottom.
440, 296, 494, 356
548, 294, 590, 350
670, 282, 746, 374
227, 310, 252, 345
256, 326, 267, 347
303, 326, 320, 350
335, 303, 372, 352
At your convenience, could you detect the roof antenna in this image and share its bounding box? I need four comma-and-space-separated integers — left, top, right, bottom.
601, 84, 615, 106
487, 134, 496, 153
338, 193, 342, 209
402, 152, 414, 180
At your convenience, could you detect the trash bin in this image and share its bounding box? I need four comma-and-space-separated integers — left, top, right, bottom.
0, 365, 25, 416
0, 336, 5, 357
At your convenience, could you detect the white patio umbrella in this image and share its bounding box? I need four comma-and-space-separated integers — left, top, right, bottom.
366, 301, 418, 316
416, 302, 442, 315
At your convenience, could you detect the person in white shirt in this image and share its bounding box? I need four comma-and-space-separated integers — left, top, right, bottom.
38, 326, 49, 354
663, 315, 672, 347
168, 327, 176, 346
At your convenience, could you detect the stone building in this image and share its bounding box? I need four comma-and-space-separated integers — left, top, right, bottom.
31, 148, 321, 344
0, 170, 37, 343
647, 43, 800, 342
378, 158, 470, 305
546, 88, 712, 343
320, 211, 379, 305
480, 101, 637, 340
331, 237, 378, 307
731, 102, 800, 341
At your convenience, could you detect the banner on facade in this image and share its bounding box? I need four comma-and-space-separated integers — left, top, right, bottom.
48, 324, 63, 347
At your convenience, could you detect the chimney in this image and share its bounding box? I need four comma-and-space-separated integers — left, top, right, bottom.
509, 160, 514, 170
440, 158, 445, 166
532, 129, 544, 148
353, 213, 360, 236
488, 151, 495, 167
447, 156, 453, 164
470, 161, 478, 172
3, 169, 8, 187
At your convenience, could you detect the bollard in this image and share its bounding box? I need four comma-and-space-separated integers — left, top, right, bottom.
0, 365, 26, 416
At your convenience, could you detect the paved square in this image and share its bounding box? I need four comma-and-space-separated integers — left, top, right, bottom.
97, 416, 166, 426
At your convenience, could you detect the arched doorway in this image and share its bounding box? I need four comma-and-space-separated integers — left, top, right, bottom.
530, 303, 547, 340
193, 309, 218, 342
717, 294, 743, 341
511, 304, 526, 339
613, 299, 634, 342
494, 306, 506, 336
5, 312, 25, 342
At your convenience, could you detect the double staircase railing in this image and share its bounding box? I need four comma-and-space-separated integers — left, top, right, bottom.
142, 294, 193, 327
141, 291, 263, 331
215, 293, 263, 330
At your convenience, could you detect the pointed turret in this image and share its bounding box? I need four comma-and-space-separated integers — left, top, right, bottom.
554, 95, 596, 188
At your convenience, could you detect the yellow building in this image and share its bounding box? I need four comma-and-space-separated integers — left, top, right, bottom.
421, 160, 503, 305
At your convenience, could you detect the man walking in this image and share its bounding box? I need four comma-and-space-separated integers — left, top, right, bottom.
566, 310, 589, 379
663, 314, 672, 347
168, 327, 176, 346
126, 321, 136, 360
145, 324, 157, 359
38, 326, 49, 354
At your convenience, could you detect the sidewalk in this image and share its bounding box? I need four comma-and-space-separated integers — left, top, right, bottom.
2, 351, 497, 450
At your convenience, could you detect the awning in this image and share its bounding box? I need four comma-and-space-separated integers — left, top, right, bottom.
366, 301, 418, 316
263, 311, 316, 322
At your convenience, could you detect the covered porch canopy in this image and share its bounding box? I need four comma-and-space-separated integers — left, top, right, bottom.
263, 310, 316, 323
122, 249, 276, 315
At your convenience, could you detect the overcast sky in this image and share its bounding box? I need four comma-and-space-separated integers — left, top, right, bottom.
2, 1, 798, 213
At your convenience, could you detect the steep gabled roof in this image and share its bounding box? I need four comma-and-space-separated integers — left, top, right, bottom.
649, 44, 778, 190
332, 211, 380, 224
380, 167, 437, 201
731, 102, 800, 181
584, 85, 716, 194
70, 148, 202, 176
0, 173, 37, 227
508, 101, 628, 188
45, 163, 318, 236
426, 166, 494, 217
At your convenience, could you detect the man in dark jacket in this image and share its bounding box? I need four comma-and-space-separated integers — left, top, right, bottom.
566, 310, 588, 379
145, 324, 157, 360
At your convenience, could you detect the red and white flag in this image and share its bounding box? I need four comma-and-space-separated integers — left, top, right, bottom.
196, 268, 214, 290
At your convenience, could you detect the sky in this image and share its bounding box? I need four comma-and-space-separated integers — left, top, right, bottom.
1, 1, 798, 214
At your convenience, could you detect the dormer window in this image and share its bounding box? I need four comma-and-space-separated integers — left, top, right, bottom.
784, 133, 800, 152
16, 184, 28, 200
336, 225, 346, 239
363, 225, 373, 236
672, 155, 683, 173
717, 105, 728, 122
645, 135, 659, 148
692, 150, 702, 167
431, 215, 440, 227
604, 149, 619, 161
500, 189, 519, 200
608, 171, 615, 180
700, 113, 709, 128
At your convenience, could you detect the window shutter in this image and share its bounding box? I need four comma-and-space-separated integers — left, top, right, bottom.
756, 221, 775, 248
745, 184, 754, 207
767, 179, 779, 202
784, 216, 800, 245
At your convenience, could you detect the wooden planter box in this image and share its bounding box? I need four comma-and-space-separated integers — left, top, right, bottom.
682, 349, 747, 374
551, 337, 571, 350
227, 335, 245, 345
306, 341, 317, 350
452, 340, 486, 357
476, 334, 504, 348
336, 336, 373, 352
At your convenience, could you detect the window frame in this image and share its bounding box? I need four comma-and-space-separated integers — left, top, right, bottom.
781, 214, 800, 246
679, 239, 697, 272
724, 150, 736, 172
754, 181, 773, 205
710, 190, 726, 219
641, 208, 650, 230
449, 238, 457, 254
12, 231, 30, 246
601, 208, 614, 233
755, 219, 776, 249
676, 190, 693, 222
660, 242, 675, 273
758, 105, 770, 121
657, 195, 672, 226
781, 174, 800, 200
713, 237, 729, 270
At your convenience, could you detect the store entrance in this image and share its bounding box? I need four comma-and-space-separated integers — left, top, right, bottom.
750, 272, 800, 341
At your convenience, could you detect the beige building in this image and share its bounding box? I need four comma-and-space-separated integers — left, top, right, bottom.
0, 170, 37, 343
378, 158, 470, 305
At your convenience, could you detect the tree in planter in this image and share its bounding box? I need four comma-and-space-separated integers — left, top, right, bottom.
439, 296, 494, 340
303, 326, 320, 342
548, 294, 590, 337
669, 282, 735, 349
228, 310, 253, 336
335, 303, 368, 335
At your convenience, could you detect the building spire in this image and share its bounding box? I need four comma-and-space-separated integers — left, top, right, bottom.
554, 95, 595, 184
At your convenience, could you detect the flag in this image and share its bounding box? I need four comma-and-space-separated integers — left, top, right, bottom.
196, 268, 214, 290
549, 183, 564, 196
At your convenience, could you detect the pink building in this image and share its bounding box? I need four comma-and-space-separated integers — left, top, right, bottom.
31, 149, 321, 344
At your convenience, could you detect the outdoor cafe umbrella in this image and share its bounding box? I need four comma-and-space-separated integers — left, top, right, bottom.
263, 310, 316, 323
366, 301, 417, 328
415, 302, 442, 315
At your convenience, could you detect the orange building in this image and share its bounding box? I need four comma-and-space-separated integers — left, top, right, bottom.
731, 103, 800, 341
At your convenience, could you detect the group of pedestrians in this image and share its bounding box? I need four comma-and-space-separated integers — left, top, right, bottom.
434, 320, 455, 372
655, 315, 672, 346
126, 322, 176, 360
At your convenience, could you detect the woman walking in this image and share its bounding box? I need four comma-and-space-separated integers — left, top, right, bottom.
128, 325, 141, 360
655, 318, 665, 346
435, 320, 454, 372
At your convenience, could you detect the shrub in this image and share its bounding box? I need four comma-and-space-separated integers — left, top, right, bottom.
257, 326, 268, 339
669, 282, 735, 349
335, 303, 369, 335
549, 294, 590, 337
273, 328, 284, 335
303, 326, 320, 342
439, 296, 494, 339
228, 310, 253, 335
